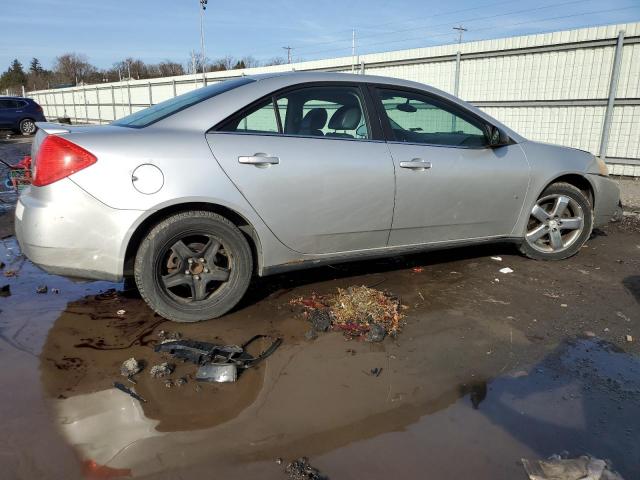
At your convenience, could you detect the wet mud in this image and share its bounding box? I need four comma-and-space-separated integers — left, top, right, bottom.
0, 209, 639, 478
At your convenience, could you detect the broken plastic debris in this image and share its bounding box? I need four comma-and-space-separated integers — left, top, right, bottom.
149, 362, 174, 378
120, 357, 142, 377
491, 256, 503, 261
411, 266, 424, 273
196, 363, 238, 383
522, 454, 623, 480
113, 382, 147, 404
284, 457, 327, 480
626, 334, 633, 342
499, 267, 514, 274
116, 309, 126, 315
36, 285, 48, 294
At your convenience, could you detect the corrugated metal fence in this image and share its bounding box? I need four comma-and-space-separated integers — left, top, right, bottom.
28, 21, 640, 176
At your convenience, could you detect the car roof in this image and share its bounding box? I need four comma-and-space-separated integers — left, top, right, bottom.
246, 71, 422, 88
0, 96, 31, 100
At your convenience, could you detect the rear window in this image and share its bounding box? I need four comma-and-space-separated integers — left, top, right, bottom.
112, 77, 254, 128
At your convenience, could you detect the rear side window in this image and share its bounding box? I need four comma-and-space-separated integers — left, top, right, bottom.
376, 88, 488, 147
0, 99, 19, 109
222, 99, 279, 134
218, 85, 370, 140
112, 77, 254, 128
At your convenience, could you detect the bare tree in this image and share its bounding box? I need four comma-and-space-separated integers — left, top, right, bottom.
53, 53, 96, 84
155, 61, 185, 77
264, 56, 287, 66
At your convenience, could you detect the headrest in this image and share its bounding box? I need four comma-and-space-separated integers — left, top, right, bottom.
300, 108, 327, 130
328, 105, 361, 130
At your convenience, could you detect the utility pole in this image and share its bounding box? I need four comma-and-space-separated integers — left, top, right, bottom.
351, 28, 356, 73
283, 46, 292, 64
200, 0, 208, 86
453, 25, 467, 45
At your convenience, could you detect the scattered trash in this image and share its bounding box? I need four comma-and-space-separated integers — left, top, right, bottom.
196, 363, 238, 383
491, 256, 503, 261
626, 334, 633, 342
0, 261, 4, 269
284, 457, 327, 480
116, 309, 126, 315
616, 311, 631, 322
0, 284, 10, 297
309, 309, 332, 332
36, 285, 48, 294
3, 270, 17, 277
291, 285, 404, 341
561, 304, 568, 308
411, 266, 424, 273
522, 454, 624, 480
365, 323, 386, 343
604, 328, 610, 333
155, 335, 282, 383
120, 357, 143, 377
51, 288, 60, 294
499, 267, 514, 274
113, 382, 147, 404
149, 362, 174, 378
584, 331, 597, 338
370, 367, 383, 377
157, 329, 182, 343
174, 377, 187, 387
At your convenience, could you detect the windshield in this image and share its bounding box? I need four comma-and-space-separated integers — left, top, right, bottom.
112, 77, 255, 128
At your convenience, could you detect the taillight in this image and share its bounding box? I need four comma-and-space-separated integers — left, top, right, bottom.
33, 135, 97, 187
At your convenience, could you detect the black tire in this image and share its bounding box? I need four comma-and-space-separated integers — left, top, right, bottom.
519, 182, 593, 261
134, 211, 253, 322
19, 118, 36, 136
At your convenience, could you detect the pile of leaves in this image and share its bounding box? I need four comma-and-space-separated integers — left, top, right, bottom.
291, 285, 405, 341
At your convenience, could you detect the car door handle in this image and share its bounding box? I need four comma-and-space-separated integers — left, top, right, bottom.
238, 154, 279, 166
399, 159, 431, 170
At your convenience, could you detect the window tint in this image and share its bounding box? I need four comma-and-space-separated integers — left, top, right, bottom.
112, 77, 254, 128
0, 99, 17, 109
221, 99, 279, 134
277, 86, 369, 139
377, 89, 487, 147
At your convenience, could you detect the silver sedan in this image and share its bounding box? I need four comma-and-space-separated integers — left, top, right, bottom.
16, 72, 620, 322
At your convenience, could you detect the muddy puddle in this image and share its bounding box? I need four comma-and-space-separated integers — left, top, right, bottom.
1, 231, 640, 479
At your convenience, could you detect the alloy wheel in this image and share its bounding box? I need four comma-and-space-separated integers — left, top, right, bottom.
157, 234, 231, 304
20, 119, 36, 135
525, 194, 584, 254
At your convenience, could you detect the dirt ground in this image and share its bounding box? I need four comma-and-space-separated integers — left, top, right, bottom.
0, 136, 639, 479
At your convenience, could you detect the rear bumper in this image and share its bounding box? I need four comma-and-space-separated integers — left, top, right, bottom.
589, 174, 621, 227
15, 179, 143, 282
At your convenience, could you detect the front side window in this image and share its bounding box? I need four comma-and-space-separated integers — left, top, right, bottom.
376, 88, 488, 147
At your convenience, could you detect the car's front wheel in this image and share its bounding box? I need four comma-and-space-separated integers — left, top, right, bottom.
519, 182, 593, 260
19, 118, 37, 136
134, 211, 253, 322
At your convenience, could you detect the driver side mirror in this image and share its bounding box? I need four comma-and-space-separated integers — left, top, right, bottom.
488, 125, 510, 148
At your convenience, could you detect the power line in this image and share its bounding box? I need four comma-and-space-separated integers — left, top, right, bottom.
297, 0, 594, 54
295, 4, 635, 58
251, 0, 526, 56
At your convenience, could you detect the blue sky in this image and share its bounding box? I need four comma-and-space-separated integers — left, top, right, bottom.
1, 0, 638, 70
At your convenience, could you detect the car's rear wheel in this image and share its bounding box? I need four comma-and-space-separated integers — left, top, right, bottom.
134, 211, 253, 322
519, 182, 592, 260
19, 118, 36, 136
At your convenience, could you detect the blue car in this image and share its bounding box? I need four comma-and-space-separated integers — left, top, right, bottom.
0, 96, 46, 135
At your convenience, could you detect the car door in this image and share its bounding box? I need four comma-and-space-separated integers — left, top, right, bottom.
206, 84, 395, 255
371, 86, 530, 246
